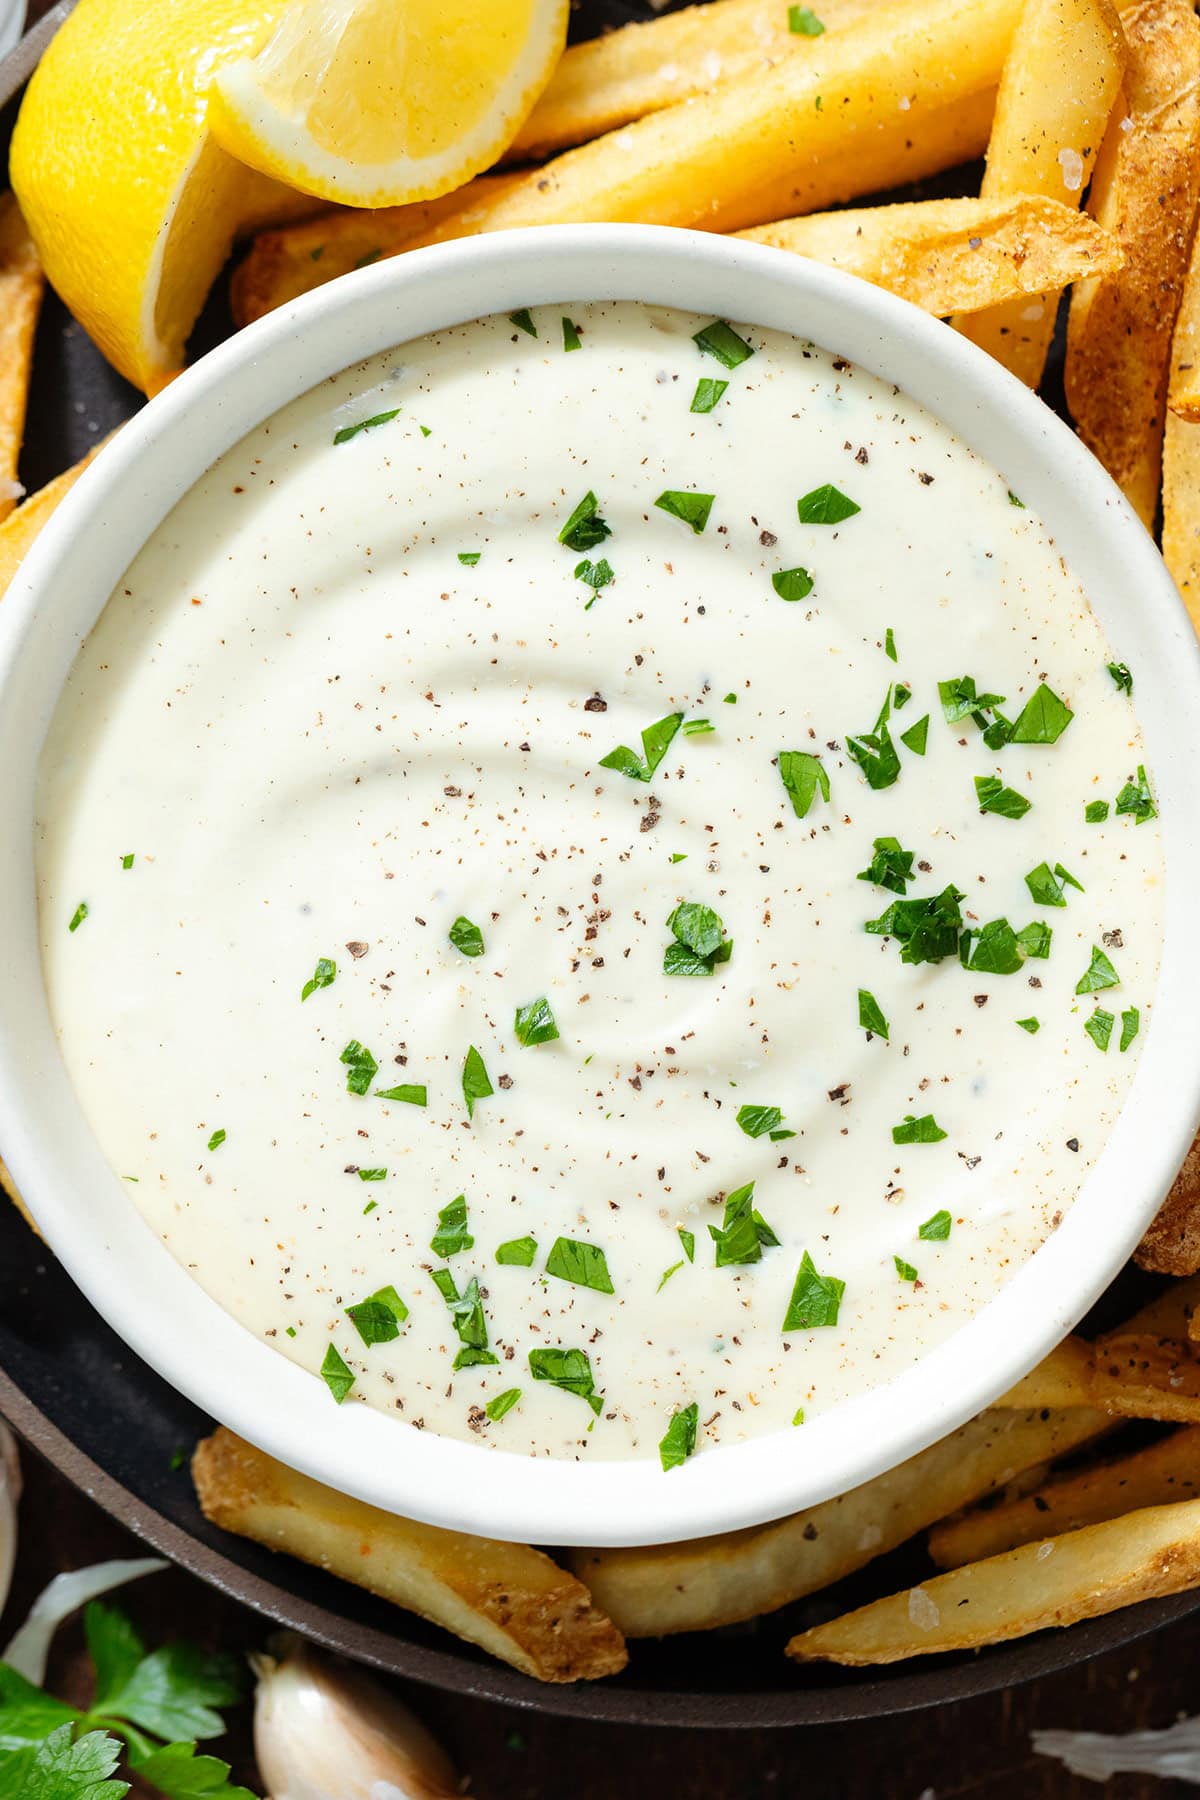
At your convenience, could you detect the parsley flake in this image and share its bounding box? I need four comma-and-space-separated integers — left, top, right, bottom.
545, 1236, 614, 1293
788, 3, 825, 30
462, 1045, 494, 1117
509, 308, 537, 336
320, 1343, 355, 1403
339, 1039, 377, 1095
893, 1113, 947, 1144
783, 1251, 845, 1329
1120, 1006, 1140, 1051
300, 956, 336, 1001
866, 883, 964, 965
1086, 799, 1110, 823
900, 714, 930, 755
457, 551, 481, 566
884, 627, 897, 662
559, 490, 612, 552
777, 749, 830, 817
691, 377, 729, 413
333, 408, 399, 445
497, 1235, 538, 1265
857, 835, 914, 894
659, 1401, 699, 1471
919, 1210, 953, 1241
600, 710, 683, 781
431, 1194, 474, 1258
693, 320, 755, 366
514, 996, 559, 1046
797, 483, 860, 524
1114, 764, 1157, 824
575, 556, 614, 590
528, 1346, 603, 1413
121, 853, 134, 870
1107, 661, 1133, 695
449, 914, 485, 958
375, 1082, 427, 1105
858, 988, 890, 1039
1076, 944, 1119, 994
664, 901, 733, 976
486, 1387, 522, 1421
68, 901, 88, 932
1009, 683, 1074, 745
347, 1284, 408, 1346
894, 1256, 918, 1281
432, 1268, 498, 1371
206, 1128, 226, 1152
736, 1103, 784, 1137
772, 566, 814, 602
655, 489, 715, 533
975, 773, 1032, 819
1085, 1008, 1115, 1052
562, 317, 582, 351
708, 1180, 779, 1267
1017, 1016, 1040, 1033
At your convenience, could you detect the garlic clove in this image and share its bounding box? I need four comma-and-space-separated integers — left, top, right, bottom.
253, 1636, 459, 1800
0, 1419, 20, 1623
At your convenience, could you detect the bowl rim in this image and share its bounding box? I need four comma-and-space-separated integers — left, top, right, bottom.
2, 223, 1198, 1549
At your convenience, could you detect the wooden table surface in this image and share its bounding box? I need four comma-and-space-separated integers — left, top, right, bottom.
3, 1439, 1197, 1799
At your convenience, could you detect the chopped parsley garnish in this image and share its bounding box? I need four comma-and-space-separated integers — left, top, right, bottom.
1085, 799, 1110, 823
858, 988, 890, 1039
363, 1199, 378, 1215
509, 308, 537, 336
736, 1103, 784, 1137
514, 996, 559, 1046
894, 684, 912, 709
658, 1259, 685, 1291
678, 1226, 695, 1261
884, 627, 897, 662
857, 835, 914, 894
207, 1128, 226, 1152
545, 1236, 614, 1293
320, 1343, 355, 1403
919, 1210, 952, 1241
777, 749, 830, 817
975, 773, 1032, 818
709, 1180, 779, 1266
693, 320, 754, 367
575, 556, 614, 590
562, 317, 582, 351
782, 1251, 845, 1329
432, 1268, 498, 1371
347, 1284, 409, 1346
1016, 919, 1052, 960
1076, 944, 1119, 994
670, 851, 687, 863
528, 1346, 603, 1413
1121, 1007, 1140, 1051
462, 1045, 494, 1117
846, 711, 901, 790
1008, 489, 1025, 507
340, 1039, 378, 1095
771, 566, 814, 602
1017, 1016, 1040, 1033
457, 551, 481, 566
121, 853, 134, 870
357, 1166, 386, 1181
893, 1113, 947, 1144
797, 483, 860, 524
1009, 683, 1074, 745
664, 900, 733, 975
788, 4, 825, 31
1025, 861, 1083, 907
691, 377, 729, 413
792, 1407, 806, 1426
1114, 764, 1157, 823
683, 718, 714, 736
376, 1082, 427, 1105
900, 714, 929, 755
724, 691, 738, 703
961, 917, 1023, 975
333, 407, 399, 445
655, 489, 715, 533
1107, 661, 1133, 695
449, 914, 485, 957
419, 424, 432, 437
1084, 1009, 1115, 1052
486, 1387, 522, 1421
866, 884, 964, 965
300, 956, 336, 1001
430, 1194, 474, 1257
938, 674, 1006, 727
659, 1401, 699, 1472
894, 1256, 918, 1281
600, 710, 683, 781
559, 490, 612, 552
497, 1235, 538, 1265
68, 901, 88, 932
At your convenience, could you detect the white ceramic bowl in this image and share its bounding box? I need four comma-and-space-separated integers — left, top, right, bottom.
2, 226, 1199, 1548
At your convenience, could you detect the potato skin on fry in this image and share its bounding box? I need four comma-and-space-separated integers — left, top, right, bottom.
1137, 1134, 1200, 1274
0, 435, 113, 602
0, 193, 44, 524
192, 1429, 626, 1682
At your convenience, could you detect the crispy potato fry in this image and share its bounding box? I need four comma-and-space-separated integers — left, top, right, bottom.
955, 0, 1124, 384
230, 177, 520, 327
1066, 0, 1200, 528
929, 1427, 1200, 1567
399, 0, 1018, 247
569, 1407, 1109, 1637
1137, 1135, 1200, 1275
0, 194, 44, 525
0, 437, 113, 603
997, 1333, 1096, 1409
511, 0, 881, 159
1162, 411, 1200, 622
739, 196, 1120, 315
1089, 1332, 1200, 1423
1168, 164, 1200, 420
192, 1429, 626, 1683
788, 1495, 1200, 1664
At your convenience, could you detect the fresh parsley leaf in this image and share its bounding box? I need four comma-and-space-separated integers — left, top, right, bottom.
457, 551, 481, 566
1025, 862, 1068, 907
919, 1210, 952, 1241
514, 996, 559, 1046
575, 557, 614, 590
496, 1236, 537, 1266
509, 307, 536, 336
339, 1040, 377, 1095
1008, 489, 1025, 507
899, 713, 929, 755
462, 1045, 493, 1118
562, 317, 582, 351
91, 1614, 246, 1744
893, 684, 912, 710
664, 901, 732, 976
558, 490, 611, 553
846, 720, 901, 790
375, 1083, 427, 1105
431, 1194, 474, 1257
962, 917, 1023, 975
333, 408, 399, 445
659, 1402, 699, 1472
788, 3, 825, 31
128, 1738, 257, 1799
708, 1180, 778, 1267
1107, 661, 1133, 695
528, 1346, 603, 1414
1120, 1006, 1140, 1050
693, 321, 754, 367
866, 884, 964, 965
884, 627, 897, 662
431, 1269, 498, 1371
1017, 1016, 1040, 1033
777, 750, 830, 817
68, 902, 88, 933
939, 675, 1006, 726
206, 1129, 225, 1153
600, 710, 683, 781
1008, 683, 1074, 745
797, 483, 859, 524
1084, 1008, 1115, 1052
736, 1104, 784, 1137
657, 1260, 685, 1292
792, 1407, 806, 1426
0, 1724, 128, 1800
678, 1227, 695, 1262
857, 835, 914, 895
121, 854, 135, 871
300, 957, 336, 1001
1076, 944, 1119, 994
782, 1251, 845, 1329
347, 1285, 408, 1346
486, 1387, 522, 1421
1114, 764, 1157, 824
975, 773, 1032, 819
449, 915, 485, 958
858, 988, 889, 1039
545, 1237, 614, 1294
655, 489, 715, 533
320, 1344, 355, 1403
1085, 799, 1110, 823
1015, 920, 1052, 960
771, 566, 814, 602
690, 378, 729, 413
892, 1113, 947, 1144
683, 719, 714, 736
894, 1256, 918, 1282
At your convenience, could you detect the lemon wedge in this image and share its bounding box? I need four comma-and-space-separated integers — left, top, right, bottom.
207, 0, 568, 209
10, 0, 315, 395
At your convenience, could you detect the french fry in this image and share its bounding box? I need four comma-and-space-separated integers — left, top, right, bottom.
996, 1333, 1096, 1409
955, 0, 1125, 385
192, 1429, 627, 1683
569, 1406, 1110, 1638
510, 0, 882, 160
399, 0, 1018, 248
1137, 1135, 1200, 1275
929, 1427, 1200, 1567
0, 437, 113, 603
0, 194, 44, 524
1089, 1333, 1200, 1423
739, 196, 1121, 316
788, 1496, 1200, 1664
1066, 0, 1200, 528
1162, 411, 1200, 625
1168, 167, 1200, 419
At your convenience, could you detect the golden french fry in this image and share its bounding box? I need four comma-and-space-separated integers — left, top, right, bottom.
1089, 1332, 1200, 1423
954, 0, 1124, 384
739, 196, 1120, 316
788, 1495, 1200, 1664
0, 437, 113, 602
1137, 1134, 1200, 1275
399, 0, 1017, 248
0, 194, 44, 525
996, 1333, 1095, 1409
1168, 168, 1200, 421
192, 1429, 626, 1683
511, 0, 881, 159
1162, 412, 1200, 628
230, 177, 519, 328
929, 1426, 1200, 1568
1066, 0, 1200, 528
568, 1407, 1109, 1638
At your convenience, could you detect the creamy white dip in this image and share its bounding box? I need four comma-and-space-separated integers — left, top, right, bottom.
36, 301, 1162, 1467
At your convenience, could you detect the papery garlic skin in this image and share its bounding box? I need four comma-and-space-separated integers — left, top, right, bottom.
253, 1637, 458, 1800
0, 1419, 19, 1621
